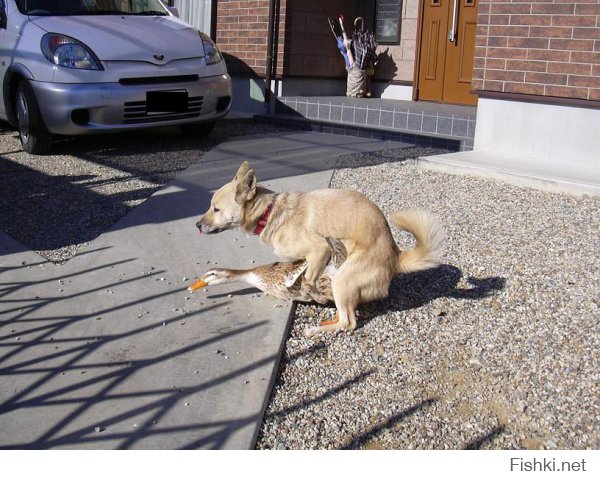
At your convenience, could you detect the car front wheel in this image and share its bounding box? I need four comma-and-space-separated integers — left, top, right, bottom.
16, 80, 53, 155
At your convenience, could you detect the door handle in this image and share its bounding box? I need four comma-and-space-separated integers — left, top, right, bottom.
449, 0, 459, 43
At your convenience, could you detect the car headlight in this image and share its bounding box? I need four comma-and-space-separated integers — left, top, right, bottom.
41, 33, 103, 70
199, 32, 222, 65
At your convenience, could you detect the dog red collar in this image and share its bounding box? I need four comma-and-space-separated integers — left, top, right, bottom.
253, 204, 273, 235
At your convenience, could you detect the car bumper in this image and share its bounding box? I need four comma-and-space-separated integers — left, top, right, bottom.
30, 74, 232, 135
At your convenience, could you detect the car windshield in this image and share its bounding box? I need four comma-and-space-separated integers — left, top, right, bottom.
16, 0, 169, 16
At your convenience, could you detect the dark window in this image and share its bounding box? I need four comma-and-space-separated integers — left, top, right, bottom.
375, 0, 402, 44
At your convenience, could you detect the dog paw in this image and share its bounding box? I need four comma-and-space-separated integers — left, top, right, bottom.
308, 290, 328, 304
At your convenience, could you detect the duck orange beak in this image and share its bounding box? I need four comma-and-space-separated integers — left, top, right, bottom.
187, 279, 208, 292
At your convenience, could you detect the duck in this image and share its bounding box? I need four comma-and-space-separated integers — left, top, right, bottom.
188, 239, 347, 303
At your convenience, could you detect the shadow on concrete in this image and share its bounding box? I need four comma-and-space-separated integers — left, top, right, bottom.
0, 253, 274, 449
0, 123, 420, 260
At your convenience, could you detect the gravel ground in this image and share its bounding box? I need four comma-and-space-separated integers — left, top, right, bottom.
256, 149, 599, 450
0, 119, 290, 263
1, 121, 598, 450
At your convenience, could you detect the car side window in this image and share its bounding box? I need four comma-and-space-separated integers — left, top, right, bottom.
0, 0, 6, 30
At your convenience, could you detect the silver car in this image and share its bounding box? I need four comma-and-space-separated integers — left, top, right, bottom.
0, 0, 232, 154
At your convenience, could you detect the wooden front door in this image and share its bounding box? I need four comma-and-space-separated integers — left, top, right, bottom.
417, 0, 478, 105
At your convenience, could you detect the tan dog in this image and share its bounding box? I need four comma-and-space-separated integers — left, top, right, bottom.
196, 161, 444, 336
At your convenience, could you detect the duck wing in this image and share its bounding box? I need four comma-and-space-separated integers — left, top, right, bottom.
283, 261, 308, 288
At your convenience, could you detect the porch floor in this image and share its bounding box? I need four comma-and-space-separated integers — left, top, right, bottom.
256, 96, 476, 151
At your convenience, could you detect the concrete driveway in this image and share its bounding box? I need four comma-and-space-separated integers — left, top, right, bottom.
0, 130, 410, 449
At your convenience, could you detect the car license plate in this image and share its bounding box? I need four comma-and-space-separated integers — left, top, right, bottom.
146, 91, 188, 113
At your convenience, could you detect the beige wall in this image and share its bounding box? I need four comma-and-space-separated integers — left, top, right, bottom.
375, 0, 419, 83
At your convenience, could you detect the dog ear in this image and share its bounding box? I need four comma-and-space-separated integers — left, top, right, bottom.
234, 161, 251, 183
235, 169, 257, 204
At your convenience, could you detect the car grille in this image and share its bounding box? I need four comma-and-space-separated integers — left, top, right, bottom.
123, 96, 203, 124
119, 75, 199, 85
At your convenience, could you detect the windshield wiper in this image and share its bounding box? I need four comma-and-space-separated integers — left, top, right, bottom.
35, 9, 169, 16
133, 11, 168, 16
78, 10, 126, 15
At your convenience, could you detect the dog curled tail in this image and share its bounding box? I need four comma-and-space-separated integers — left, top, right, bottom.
390, 209, 445, 274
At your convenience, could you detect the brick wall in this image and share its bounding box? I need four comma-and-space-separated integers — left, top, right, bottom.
215, 0, 287, 76
473, 1, 600, 102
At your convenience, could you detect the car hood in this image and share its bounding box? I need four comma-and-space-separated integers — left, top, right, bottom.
30, 15, 204, 64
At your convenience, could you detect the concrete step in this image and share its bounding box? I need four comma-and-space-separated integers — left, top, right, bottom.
418, 150, 600, 198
